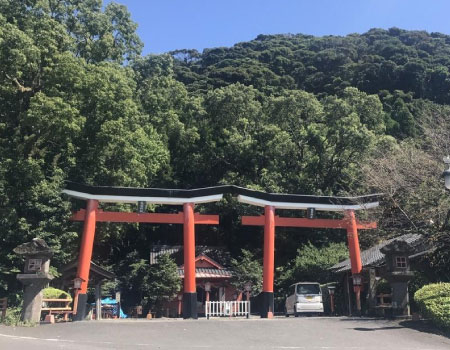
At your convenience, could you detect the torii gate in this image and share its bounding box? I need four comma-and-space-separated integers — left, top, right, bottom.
63, 183, 380, 319
237, 190, 379, 318
64, 182, 225, 320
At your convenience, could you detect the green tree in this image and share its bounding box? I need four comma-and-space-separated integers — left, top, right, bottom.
278, 242, 349, 288
0, 1, 164, 304
117, 251, 149, 310
341, 87, 386, 134
199, 83, 263, 186
134, 55, 202, 187
145, 254, 181, 315
230, 249, 263, 297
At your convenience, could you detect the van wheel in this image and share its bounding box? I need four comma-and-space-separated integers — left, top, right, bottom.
285, 307, 289, 317
294, 306, 299, 317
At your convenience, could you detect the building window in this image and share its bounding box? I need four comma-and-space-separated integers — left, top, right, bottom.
395, 256, 407, 268
27, 258, 42, 271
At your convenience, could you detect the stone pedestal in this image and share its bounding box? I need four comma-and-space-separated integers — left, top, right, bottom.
380, 240, 415, 317
14, 238, 54, 323
17, 273, 53, 323
385, 272, 414, 316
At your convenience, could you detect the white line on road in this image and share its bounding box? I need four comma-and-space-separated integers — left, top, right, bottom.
274, 347, 444, 350
0, 333, 113, 345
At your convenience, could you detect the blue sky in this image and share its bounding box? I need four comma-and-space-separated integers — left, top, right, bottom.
106, 0, 450, 55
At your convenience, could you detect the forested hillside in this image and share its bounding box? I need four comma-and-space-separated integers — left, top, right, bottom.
1, 1, 449, 307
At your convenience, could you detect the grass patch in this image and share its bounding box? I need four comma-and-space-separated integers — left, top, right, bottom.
2, 307, 36, 327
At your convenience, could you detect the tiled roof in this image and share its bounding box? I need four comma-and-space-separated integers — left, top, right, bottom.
331, 233, 425, 273
178, 267, 233, 279
150, 245, 231, 266
150, 245, 183, 264
60, 260, 115, 280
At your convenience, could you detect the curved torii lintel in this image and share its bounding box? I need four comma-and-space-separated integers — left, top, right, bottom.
63, 181, 381, 210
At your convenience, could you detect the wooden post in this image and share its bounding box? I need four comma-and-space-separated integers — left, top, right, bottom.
345, 273, 352, 316
355, 288, 361, 315
177, 296, 182, 317
368, 268, 377, 314
330, 294, 335, 315
95, 281, 102, 320
0, 298, 7, 322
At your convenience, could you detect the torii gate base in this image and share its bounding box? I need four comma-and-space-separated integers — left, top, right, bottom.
242, 207, 376, 318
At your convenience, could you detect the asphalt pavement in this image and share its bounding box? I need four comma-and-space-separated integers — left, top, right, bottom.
0, 316, 449, 350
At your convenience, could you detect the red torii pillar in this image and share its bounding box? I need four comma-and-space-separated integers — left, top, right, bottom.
345, 210, 363, 314
71, 200, 219, 320
182, 203, 197, 318
242, 207, 376, 318
262, 206, 275, 318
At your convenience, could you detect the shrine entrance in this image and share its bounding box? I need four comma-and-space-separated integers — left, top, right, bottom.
63, 182, 380, 320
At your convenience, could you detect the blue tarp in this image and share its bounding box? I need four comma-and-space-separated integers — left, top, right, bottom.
93, 297, 127, 318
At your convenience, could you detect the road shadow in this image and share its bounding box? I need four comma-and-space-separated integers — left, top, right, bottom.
353, 326, 403, 331
336, 316, 449, 337
338, 317, 393, 322
399, 320, 450, 339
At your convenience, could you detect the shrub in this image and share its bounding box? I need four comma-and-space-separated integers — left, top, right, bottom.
414, 283, 450, 330
230, 249, 263, 297
2, 307, 35, 327
2, 307, 21, 326
42, 287, 72, 300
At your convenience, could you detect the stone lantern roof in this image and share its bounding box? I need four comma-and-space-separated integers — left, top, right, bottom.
330, 233, 427, 273
13, 238, 53, 258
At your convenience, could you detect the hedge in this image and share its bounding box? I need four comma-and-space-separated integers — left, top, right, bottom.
42, 287, 72, 300
414, 283, 450, 330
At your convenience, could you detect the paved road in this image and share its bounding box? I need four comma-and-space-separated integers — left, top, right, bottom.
0, 317, 449, 350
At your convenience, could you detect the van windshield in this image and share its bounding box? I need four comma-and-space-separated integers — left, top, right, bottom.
296, 284, 320, 295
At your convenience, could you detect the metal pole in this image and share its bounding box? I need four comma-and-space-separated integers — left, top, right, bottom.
330, 294, 335, 315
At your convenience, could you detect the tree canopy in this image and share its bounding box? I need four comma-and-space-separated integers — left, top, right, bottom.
1, 1, 450, 308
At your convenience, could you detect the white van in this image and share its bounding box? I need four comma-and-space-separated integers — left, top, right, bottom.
285, 282, 324, 316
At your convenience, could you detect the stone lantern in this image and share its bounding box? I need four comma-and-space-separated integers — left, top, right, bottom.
380, 239, 414, 316
14, 238, 54, 323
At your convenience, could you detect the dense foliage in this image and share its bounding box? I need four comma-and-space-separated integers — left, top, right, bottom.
117, 252, 180, 314
42, 287, 72, 300
230, 249, 263, 297
1, 1, 450, 309
415, 283, 450, 330
144, 254, 181, 314
278, 242, 349, 288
